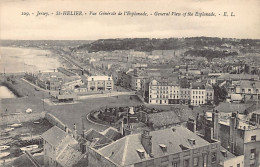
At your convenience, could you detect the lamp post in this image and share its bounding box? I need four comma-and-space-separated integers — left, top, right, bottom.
42, 91, 45, 111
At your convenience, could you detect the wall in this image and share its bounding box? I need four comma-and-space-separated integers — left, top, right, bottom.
0, 112, 46, 125
223, 155, 244, 167
45, 113, 72, 133
243, 141, 260, 167
87, 147, 117, 167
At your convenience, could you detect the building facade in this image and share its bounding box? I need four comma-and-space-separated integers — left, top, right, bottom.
148, 80, 214, 106
88, 126, 221, 167
85, 75, 114, 92
210, 111, 260, 167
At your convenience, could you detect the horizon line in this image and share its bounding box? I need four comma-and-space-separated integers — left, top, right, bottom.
1, 36, 260, 41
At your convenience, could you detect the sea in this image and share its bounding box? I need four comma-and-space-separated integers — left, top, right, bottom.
0, 46, 61, 73
0, 46, 61, 99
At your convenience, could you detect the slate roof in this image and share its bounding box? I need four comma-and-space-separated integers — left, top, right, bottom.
148, 109, 195, 128
191, 82, 205, 89
219, 146, 236, 161
148, 111, 181, 127
84, 129, 113, 149
218, 74, 259, 80
214, 102, 253, 113
101, 127, 123, 141
97, 126, 210, 166
41, 126, 68, 147
238, 80, 260, 88
56, 145, 83, 167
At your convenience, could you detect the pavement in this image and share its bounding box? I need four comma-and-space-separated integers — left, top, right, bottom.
78, 91, 136, 100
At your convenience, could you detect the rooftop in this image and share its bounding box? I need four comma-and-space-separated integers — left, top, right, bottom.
41, 126, 68, 147
147, 109, 195, 128
86, 75, 112, 81
214, 102, 253, 114
191, 82, 205, 89
218, 74, 259, 80
97, 126, 210, 166
219, 146, 236, 161
56, 145, 83, 167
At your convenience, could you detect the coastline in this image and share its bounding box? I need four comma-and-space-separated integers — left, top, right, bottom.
0, 46, 67, 74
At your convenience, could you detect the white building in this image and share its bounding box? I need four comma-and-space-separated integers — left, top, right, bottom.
85, 75, 114, 92
149, 80, 213, 106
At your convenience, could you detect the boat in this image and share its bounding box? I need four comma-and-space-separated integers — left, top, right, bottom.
0, 131, 9, 136
31, 148, 43, 154
0, 152, 10, 159
20, 133, 30, 136
0, 145, 10, 151
26, 108, 32, 113
20, 145, 39, 152
4, 128, 14, 132
12, 112, 23, 115
8, 123, 22, 128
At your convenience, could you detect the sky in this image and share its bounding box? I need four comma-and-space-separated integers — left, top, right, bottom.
0, 0, 259, 40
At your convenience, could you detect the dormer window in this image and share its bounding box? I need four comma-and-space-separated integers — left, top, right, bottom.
179, 144, 189, 151
188, 139, 196, 146
159, 144, 167, 152
220, 150, 227, 157
136, 149, 145, 159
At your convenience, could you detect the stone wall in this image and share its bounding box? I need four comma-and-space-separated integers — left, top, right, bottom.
0, 112, 46, 125
45, 113, 72, 133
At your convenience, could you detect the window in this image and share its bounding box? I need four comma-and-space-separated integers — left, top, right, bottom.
250, 149, 256, 159
173, 162, 178, 167
212, 152, 216, 163
203, 155, 207, 167
237, 164, 240, 167
251, 135, 256, 141
136, 149, 145, 159
193, 157, 199, 167
184, 159, 189, 167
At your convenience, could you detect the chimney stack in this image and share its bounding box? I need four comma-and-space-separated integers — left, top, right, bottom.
229, 113, 237, 153
204, 126, 213, 142
73, 123, 77, 139
212, 110, 219, 140
65, 126, 69, 133
187, 118, 196, 132
141, 130, 152, 155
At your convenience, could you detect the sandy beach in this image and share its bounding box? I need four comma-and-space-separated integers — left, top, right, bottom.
0, 47, 61, 73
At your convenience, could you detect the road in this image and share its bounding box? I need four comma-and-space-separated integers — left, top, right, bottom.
1, 77, 143, 133
77, 91, 135, 100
